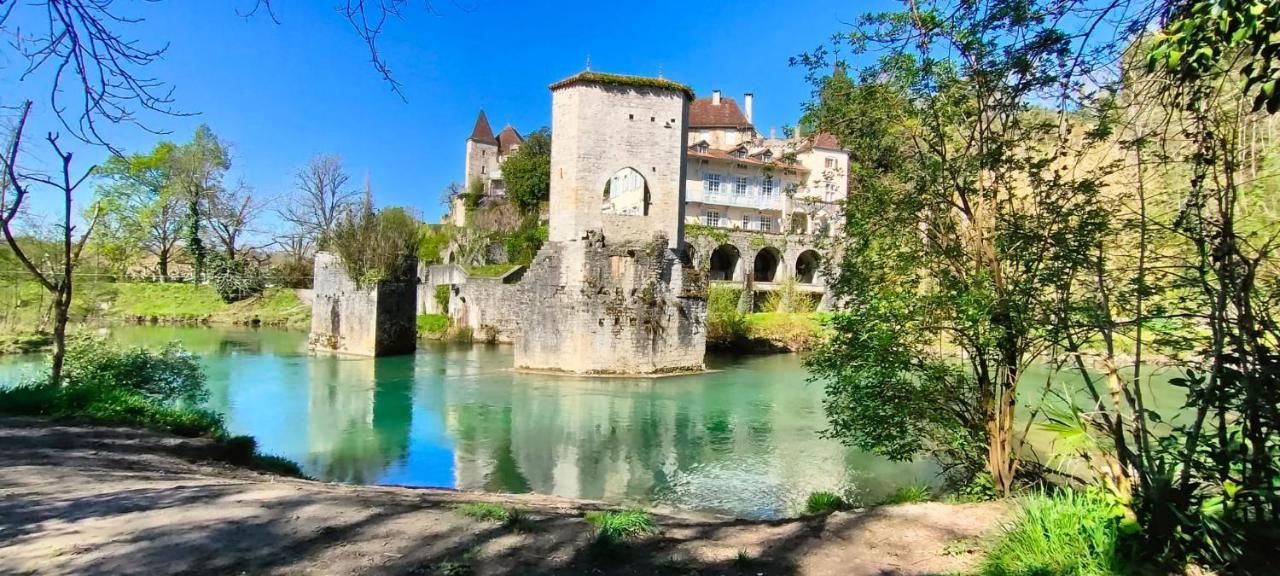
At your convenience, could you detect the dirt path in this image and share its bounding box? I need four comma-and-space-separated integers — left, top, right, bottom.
0, 418, 1008, 575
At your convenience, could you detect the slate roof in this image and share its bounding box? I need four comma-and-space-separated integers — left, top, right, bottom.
468, 110, 499, 145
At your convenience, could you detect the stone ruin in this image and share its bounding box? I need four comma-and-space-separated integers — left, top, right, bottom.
308, 252, 417, 357
511, 72, 707, 375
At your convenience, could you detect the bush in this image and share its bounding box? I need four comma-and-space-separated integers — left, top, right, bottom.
503, 217, 548, 265
584, 509, 657, 545
804, 491, 851, 514
417, 314, 449, 337
271, 256, 314, 289
249, 453, 306, 477
434, 284, 450, 312
206, 253, 265, 303
979, 490, 1129, 576
330, 201, 422, 286
59, 337, 207, 405
707, 285, 748, 343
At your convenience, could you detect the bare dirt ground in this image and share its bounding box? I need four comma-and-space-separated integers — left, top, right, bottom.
0, 418, 1009, 575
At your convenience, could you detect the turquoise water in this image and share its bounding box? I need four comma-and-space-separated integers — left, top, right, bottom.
0, 325, 938, 519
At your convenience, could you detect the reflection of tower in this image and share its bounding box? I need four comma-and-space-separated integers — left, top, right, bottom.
371, 355, 415, 469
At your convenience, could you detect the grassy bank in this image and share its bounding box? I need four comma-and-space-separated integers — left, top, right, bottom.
0, 280, 311, 333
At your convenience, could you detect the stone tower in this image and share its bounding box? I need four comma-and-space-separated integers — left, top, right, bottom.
514, 72, 707, 375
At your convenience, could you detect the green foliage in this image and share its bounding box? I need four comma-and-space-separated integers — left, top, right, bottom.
434, 284, 450, 312
171, 125, 231, 280
59, 337, 207, 405
463, 177, 485, 211
706, 285, 748, 344
500, 127, 551, 214
455, 502, 523, 526
503, 217, 547, 265
418, 224, 455, 265
92, 141, 183, 277
271, 256, 314, 289
550, 71, 695, 99
249, 453, 306, 477
685, 223, 729, 244
979, 490, 1130, 576
1150, 0, 1280, 113
417, 314, 448, 337
881, 484, 932, 505
330, 198, 422, 286
584, 509, 658, 544
804, 491, 850, 514
205, 252, 264, 303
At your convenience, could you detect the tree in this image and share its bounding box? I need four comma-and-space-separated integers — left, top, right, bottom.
800, 0, 1118, 495
280, 154, 358, 251
93, 142, 184, 280
1, 101, 101, 384
206, 181, 265, 262
500, 127, 551, 213
1151, 0, 1280, 113
170, 125, 231, 280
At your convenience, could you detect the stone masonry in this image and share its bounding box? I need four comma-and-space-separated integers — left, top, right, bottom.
512, 72, 707, 374
309, 252, 417, 357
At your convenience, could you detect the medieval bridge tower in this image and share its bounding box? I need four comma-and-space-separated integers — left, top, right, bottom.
514, 71, 707, 375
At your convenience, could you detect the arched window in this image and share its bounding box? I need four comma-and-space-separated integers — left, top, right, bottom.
601, 167, 650, 216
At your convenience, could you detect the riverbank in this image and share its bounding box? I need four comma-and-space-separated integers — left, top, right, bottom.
0, 417, 1008, 575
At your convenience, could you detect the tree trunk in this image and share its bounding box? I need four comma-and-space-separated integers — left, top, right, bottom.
50, 288, 70, 385
158, 250, 170, 282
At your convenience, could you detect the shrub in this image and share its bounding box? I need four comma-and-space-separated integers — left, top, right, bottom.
250, 453, 306, 477
706, 285, 748, 343
271, 256, 314, 289
804, 491, 850, 514
434, 284, 450, 312
456, 502, 513, 523
503, 217, 548, 265
882, 483, 932, 504
206, 253, 265, 303
979, 490, 1129, 576
330, 200, 422, 286
216, 434, 258, 464
59, 337, 207, 405
584, 510, 658, 544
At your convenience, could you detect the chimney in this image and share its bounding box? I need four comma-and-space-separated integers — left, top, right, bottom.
770, 126, 776, 139
712, 90, 721, 105
743, 93, 754, 124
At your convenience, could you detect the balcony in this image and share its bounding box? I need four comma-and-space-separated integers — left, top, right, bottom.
698, 189, 783, 211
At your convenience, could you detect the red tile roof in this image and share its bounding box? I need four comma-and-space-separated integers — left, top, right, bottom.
497, 125, 523, 155
468, 110, 498, 145
812, 132, 840, 149
687, 147, 808, 172
689, 96, 753, 129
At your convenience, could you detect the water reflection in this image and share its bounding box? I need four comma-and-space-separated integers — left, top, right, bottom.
0, 326, 936, 518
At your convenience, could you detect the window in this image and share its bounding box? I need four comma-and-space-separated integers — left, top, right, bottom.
732, 148, 747, 159
741, 214, 752, 230
760, 150, 773, 162
762, 176, 776, 197
705, 173, 722, 193
481, 165, 486, 174
696, 143, 709, 154
824, 158, 836, 169
760, 218, 772, 232
703, 210, 722, 227
735, 176, 749, 195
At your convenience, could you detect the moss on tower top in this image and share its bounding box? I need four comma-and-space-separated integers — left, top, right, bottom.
548, 71, 694, 100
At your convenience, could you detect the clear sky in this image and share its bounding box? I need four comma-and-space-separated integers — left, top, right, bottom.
2, 0, 872, 232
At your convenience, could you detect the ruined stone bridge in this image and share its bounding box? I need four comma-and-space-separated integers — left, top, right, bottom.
685, 229, 827, 299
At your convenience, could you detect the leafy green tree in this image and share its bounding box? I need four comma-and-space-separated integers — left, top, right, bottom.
800, 0, 1116, 495
93, 142, 183, 279
500, 127, 551, 214
170, 125, 231, 281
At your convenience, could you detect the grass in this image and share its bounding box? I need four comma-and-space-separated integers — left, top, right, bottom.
744, 312, 828, 351
804, 491, 851, 514
584, 509, 658, 544
417, 314, 449, 338
464, 263, 519, 278
978, 490, 1129, 576
0, 330, 53, 354
455, 502, 532, 531
881, 483, 933, 504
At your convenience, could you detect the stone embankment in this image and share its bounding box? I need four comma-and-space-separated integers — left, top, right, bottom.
0, 418, 1008, 575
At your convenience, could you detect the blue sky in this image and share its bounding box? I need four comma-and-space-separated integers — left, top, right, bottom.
2, 0, 870, 231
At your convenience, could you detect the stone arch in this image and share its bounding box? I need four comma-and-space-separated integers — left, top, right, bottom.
753, 247, 782, 282
708, 244, 741, 281
601, 167, 650, 216
795, 249, 820, 284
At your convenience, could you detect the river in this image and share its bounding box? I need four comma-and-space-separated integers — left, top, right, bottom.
0, 325, 941, 519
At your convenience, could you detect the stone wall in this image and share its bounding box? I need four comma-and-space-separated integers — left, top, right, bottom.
417, 263, 467, 315
452, 277, 522, 343
514, 232, 706, 375
548, 81, 689, 248
309, 252, 417, 356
